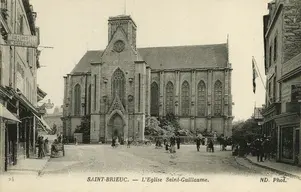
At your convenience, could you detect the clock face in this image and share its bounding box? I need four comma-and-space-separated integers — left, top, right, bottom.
113, 40, 125, 53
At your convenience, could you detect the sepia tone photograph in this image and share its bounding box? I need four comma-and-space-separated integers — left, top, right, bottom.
0, 0, 301, 191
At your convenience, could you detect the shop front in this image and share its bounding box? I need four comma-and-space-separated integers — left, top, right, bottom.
275, 112, 300, 165
0, 102, 21, 172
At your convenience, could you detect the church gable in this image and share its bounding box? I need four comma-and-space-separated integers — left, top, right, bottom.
101, 26, 138, 61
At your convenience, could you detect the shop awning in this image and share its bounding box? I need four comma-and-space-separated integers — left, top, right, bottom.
33, 114, 52, 132
0, 103, 21, 123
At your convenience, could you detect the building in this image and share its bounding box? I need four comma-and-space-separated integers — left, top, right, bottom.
0, 0, 49, 173
262, 0, 301, 165
44, 106, 63, 135
62, 15, 233, 143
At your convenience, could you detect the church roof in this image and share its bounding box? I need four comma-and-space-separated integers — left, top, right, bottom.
71, 50, 103, 73
70, 43, 228, 74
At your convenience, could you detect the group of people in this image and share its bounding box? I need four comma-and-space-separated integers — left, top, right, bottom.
37, 136, 49, 158
157, 135, 216, 153
233, 136, 272, 162
254, 137, 272, 162
196, 136, 215, 152
161, 135, 181, 153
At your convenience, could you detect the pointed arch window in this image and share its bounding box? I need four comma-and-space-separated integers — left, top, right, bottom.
87, 84, 91, 114
74, 84, 81, 115
166, 81, 174, 114
181, 81, 190, 116
214, 80, 222, 116
112, 68, 125, 104
151, 82, 159, 116
197, 81, 206, 116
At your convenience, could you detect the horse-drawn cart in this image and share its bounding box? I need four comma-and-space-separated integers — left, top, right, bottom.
51, 142, 65, 158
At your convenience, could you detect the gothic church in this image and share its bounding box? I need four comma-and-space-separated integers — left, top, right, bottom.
62, 15, 233, 143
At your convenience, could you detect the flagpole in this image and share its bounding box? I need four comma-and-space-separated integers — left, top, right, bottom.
252, 56, 272, 105
252, 56, 266, 90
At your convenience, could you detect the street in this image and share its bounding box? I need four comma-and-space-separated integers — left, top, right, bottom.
2, 144, 300, 192
41, 144, 281, 176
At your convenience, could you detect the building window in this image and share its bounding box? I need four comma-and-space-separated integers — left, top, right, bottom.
268, 81, 272, 101
94, 75, 96, 111
150, 82, 159, 116
87, 84, 91, 114
0, 49, 2, 85
1, 0, 7, 9
166, 81, 174, 114
27, 48, 31, 67
112, 68, 125, 104
18, 15, 24, 34
214, 80, 222, 116
74, 84, 81, 115
181, 81, 190, 116
10, 0, 13, 25
197, 80, 206, 116
273, 77, 276, 102
274, 36, 277, 62
269, 46, 272, 67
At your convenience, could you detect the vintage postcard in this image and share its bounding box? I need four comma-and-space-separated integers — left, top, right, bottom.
0, 0, 301, 191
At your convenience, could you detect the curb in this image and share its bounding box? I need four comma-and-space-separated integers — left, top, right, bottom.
39, 161, 83, 175
37, 157, 51, 176
244, 157, 301, 180
6, 156, 51, 176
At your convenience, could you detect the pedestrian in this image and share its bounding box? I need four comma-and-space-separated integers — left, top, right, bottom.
196, 136, 201, 152
58, 134, 62, 143
176, 135, 181, 149
246, 141, 251, 155
112, 137, 116, 148
254, 138, 262, 162
163, 138, 167, 146
44, 138, 49, 155
165, 140, 169, 152
260, 138, 265, 162
170, 135, 176, 153
263, 138, 271, 161
40, 136, 45, 158
38, 136, 42, 158
74, 137, 78, 145
208, 139, 214, 153
127, 137, 131, 148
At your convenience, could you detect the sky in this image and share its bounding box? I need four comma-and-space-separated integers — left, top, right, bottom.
31, 0, 270, 121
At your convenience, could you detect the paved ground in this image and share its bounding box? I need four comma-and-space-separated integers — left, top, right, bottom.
2, 144, 300, 192
39, 144, 283, 176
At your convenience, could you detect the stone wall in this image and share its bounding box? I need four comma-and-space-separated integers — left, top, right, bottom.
283, 1, 301, 63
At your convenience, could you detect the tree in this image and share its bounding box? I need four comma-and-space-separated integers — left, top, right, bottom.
145, 117, 163, 136
232, 118, 260, 144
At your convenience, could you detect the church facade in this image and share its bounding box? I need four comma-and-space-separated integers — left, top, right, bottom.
62, 15, 233, 143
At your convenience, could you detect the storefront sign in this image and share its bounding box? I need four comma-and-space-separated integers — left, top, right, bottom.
7, 34, 38, 48
291, 83, 301, 102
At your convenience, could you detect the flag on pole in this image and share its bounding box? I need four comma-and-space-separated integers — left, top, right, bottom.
252, 57, 258, 93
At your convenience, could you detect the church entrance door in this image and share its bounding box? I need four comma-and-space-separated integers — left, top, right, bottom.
110, 114, 124, 143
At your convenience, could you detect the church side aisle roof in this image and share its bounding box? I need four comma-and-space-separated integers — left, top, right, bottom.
71, 50, 103, 73
70, 43, 228, 74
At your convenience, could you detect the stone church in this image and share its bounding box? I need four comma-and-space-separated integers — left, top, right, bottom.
62, 15, 233, 143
